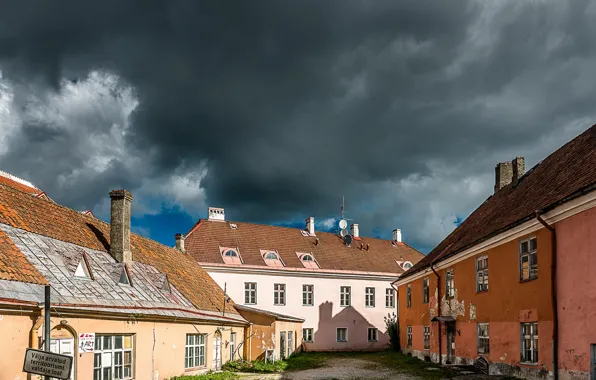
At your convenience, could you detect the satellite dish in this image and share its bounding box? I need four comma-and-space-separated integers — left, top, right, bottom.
340, 229, 349, 237
343, 235, 353, 246
338, 219, 348, 229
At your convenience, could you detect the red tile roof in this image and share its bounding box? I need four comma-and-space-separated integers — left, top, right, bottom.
401, 124, 596, 280
0, 170, 40, 194
185, 219, 424, 274
0, 182, 238, 315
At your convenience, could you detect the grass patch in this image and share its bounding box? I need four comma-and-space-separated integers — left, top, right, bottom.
169, 371, 238, 380
284, 351, 333, 371
222, 359, 287, 373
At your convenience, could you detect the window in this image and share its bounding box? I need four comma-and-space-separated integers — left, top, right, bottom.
407, 326, 412, 347
185, 334, 206, 369
336, 328, 348, 342
262, 250, 284, 267
368, 328, 378, 342
385, 288, 395, 308
476, 256, 489, 292
365, 287, 375, 307
406, 285, 412, 308
477, 323, 489, 354
74, 255, 92, 279
302, 328, 313, 343
265, 252, 278, 260
93, 335, 133, 380
445, 270, 454, 298
274, 284, 286, 305
298, 252, 319, 269
340, 286, 351, 307
244, 282, 257, 304
521, 322, 538, 363
520, 237, 538, 281
221, 247, 242, 264
224, 250, 238, 257
422, 278, 429, 303
230, 333, 236, 361
424, 326, 430, 349
118, 266, 131, 286
302, 285, 314, 306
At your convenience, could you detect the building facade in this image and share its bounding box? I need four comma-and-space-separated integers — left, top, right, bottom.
0, 175, 248, 380
183, 210, 424, 353
395, 124, 596, 380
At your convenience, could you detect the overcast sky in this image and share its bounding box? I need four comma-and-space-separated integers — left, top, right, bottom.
1, 1, 595, 252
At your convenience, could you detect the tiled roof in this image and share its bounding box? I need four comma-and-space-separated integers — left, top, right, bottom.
185, 219, 424, 274
0, 182, 239, 316
234, 304, 305, 323
0, 170, 40, 194
401, 124, 596, 280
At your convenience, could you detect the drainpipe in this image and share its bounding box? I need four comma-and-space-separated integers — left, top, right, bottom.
30, 309, 44, 349
536, 210, 558, 380
430, 260, 442, 365
391, 283, 400, 352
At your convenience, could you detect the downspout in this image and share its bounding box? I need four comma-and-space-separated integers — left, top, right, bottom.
536, 211, 558, 380
391, 283, 400, 352
430, 260, 442, 365
30, 308, 44, 349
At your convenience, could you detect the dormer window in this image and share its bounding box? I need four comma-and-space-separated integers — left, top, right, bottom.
74, 260, 91, 279
297, 252, 319, 269
119, 266, 132, 286
261, 250, 284, 267
220, 247, 242, 264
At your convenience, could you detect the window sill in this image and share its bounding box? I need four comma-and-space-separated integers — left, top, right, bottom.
476, 290, 488, 294
519, 278, 538, 284
368, 340, 379, 343
185, 366, 207, 372
340, 305, 350, 308
365, 306, 375, 308
519, 362, 538, 366
337, 341, 347, 343
302, 304, 314, 307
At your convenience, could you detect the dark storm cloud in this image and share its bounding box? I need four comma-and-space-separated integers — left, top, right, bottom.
1, 0, 595, 249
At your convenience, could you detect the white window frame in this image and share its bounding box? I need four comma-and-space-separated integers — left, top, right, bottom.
407, 326, 412, 347
367, 328, 378, 342
185, 334, 206, 369
422, 277, 429, 303
244, 282, 257, 304
521, 322, 538, 363
273, 283, 286, 306
230, 332, 236, 361
519, 237, 538, 281
93, 335, 134, 380
476, 256, 489, 292
365, 287, 375, 308
385, 288, 395, 308
302, 328, 313, 343
445, 269, 455, 298
340, 286, 351, 307
302, 284, 314, 306
477, 323, 489, 354
336, 328, 348, 342
423, 325, 430, 349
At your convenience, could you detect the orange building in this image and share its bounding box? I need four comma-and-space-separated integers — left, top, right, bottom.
395, 125, 596, 380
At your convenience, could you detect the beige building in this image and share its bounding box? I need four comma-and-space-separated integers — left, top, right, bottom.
0, 173, 250, 380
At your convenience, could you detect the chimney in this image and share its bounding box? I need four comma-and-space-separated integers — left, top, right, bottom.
350, 224, 359, 238
175, 233, 186, 253
109, 190, 133, 264
494, 161, 513, 193
305, 217, 315, 235
208, 207, 225, 221
511, 156, 525, 186
393, 229, 402, 243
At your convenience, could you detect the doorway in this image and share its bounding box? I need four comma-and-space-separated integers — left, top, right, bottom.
280, 331, 286, 360
590, 344, 595, 380
287, 331, 293, 358
446, 323, 455, 364
50, 338, 74, 379
212, 331, 222, 371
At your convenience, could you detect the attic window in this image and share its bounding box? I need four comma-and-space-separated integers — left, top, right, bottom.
298, 252, 319, 269
119, 270, 131, 286
73, 253, 93, 280
161, 276, 171, 293
229, 223, 238, 229
300, 230, 309, 237
402, 261, 413, 270
220, 247, 242, 264
261, 250, 284, 268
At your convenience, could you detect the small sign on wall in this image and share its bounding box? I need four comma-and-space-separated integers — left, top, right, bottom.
78, 333, 95, 353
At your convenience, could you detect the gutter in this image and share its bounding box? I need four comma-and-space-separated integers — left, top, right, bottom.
536, 210, 558, 380
430, 259, 442, 365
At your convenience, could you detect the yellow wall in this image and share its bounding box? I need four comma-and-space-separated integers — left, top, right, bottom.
0, 312, 244, 380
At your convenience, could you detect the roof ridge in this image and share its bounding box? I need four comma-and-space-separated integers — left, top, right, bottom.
0, 170, 39, 191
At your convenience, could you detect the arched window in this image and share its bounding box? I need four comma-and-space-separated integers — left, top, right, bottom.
265, 252, 279, 260
301, 254, 314, 262
261, 250, 284, 267
298, 253, 319, 269
224, 250, 238, 257
221, 248, 242, 264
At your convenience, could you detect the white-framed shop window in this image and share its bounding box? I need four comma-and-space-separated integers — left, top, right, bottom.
185, 334, 206, 369
93, 335, 134, 380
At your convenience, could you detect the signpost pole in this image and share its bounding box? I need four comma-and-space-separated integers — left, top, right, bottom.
44, 285, 51, 380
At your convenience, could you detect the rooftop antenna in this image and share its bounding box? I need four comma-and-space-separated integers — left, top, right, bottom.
338, 196, 353, 238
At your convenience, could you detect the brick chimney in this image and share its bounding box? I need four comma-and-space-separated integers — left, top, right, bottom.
305, 217, 315, 235
175, 233, 186, 253
109, 190, 133, 264
511, 156, 525, 186
494, 161, 513, 193
350, 223, 359, 238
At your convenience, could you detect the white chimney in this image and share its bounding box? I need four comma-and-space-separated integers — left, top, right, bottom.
175, 233, 185, 253
208, 207, 225, 221
393, 229, 402, 243
350, 224, 359, 238
305, 217, 315, 235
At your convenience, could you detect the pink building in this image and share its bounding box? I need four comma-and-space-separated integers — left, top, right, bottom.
183, 210, 424, 354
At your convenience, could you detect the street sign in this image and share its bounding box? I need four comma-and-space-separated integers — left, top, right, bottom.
78, 332, 95, 353
23, 348, 73, 380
